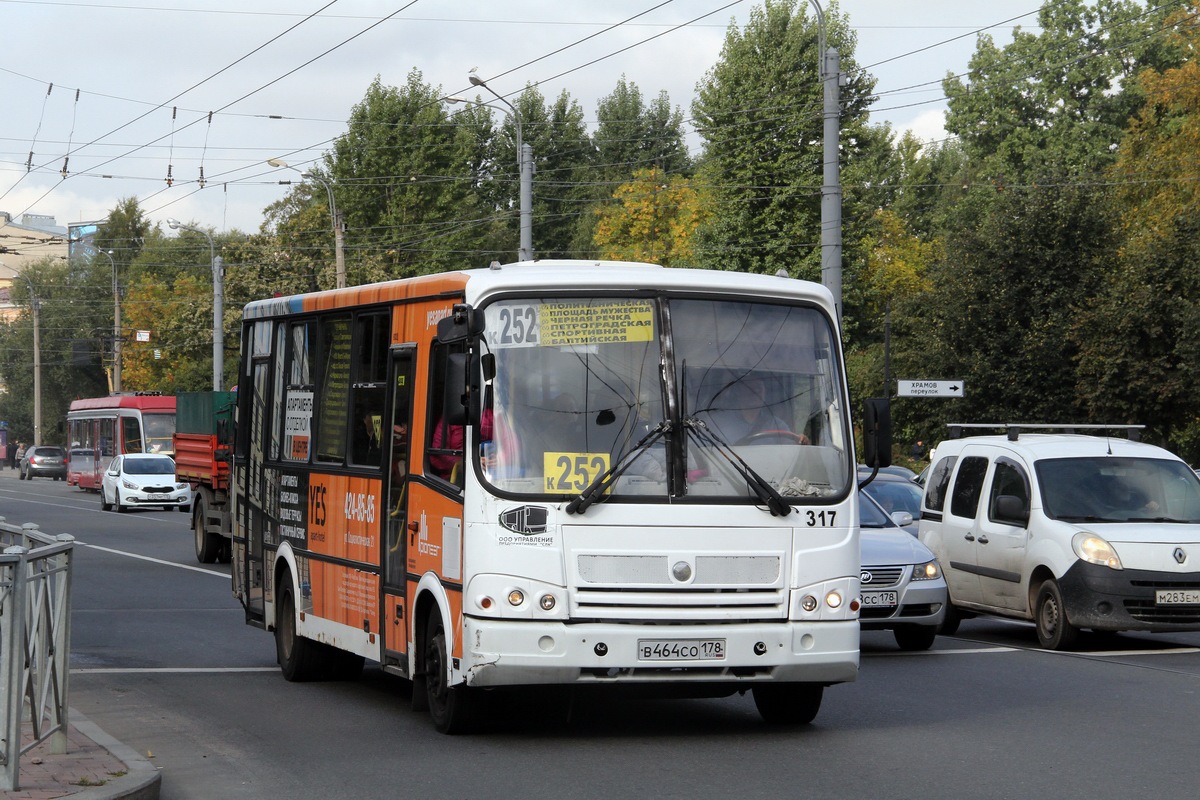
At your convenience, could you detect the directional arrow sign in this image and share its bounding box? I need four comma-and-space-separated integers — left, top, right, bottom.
897, 380, 964, 398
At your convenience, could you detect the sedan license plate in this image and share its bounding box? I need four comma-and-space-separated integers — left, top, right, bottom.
861, 591, 898, 608
1156, 589, 1200, 605
638, 639, 725, 661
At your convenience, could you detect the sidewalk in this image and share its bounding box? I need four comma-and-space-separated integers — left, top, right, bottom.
2, 465, 160, 798
8, 710, 160, 800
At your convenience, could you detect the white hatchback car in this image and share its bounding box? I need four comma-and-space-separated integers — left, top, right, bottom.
101, 453, 192, 513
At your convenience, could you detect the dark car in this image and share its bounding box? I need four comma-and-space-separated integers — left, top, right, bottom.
20, 445, 67, 481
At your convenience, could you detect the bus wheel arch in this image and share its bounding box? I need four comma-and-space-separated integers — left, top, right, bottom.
273, 560, 323, 682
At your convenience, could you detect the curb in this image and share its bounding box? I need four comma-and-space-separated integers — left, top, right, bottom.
59, 710, 161, 800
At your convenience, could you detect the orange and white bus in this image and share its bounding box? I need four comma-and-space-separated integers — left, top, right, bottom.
66, 393, 177, 490
231, 260, 889, 732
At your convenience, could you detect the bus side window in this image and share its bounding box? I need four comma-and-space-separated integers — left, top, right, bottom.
426, 342, 465, 487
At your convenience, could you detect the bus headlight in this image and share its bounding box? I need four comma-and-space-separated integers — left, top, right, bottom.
825, 590, 843, 609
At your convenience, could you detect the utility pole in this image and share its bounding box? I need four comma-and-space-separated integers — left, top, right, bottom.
808, 1, 842, 318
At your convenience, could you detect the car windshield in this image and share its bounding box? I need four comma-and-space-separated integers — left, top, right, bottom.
861, 478, 923, 517
124, 457, 175, 475
479, 295, 852, 504
858, 492, 896, 528
34, 448, 64, 458
1036, 456, 1200, 523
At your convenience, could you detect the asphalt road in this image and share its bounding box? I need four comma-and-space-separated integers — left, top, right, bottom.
4, 472, 1200, 799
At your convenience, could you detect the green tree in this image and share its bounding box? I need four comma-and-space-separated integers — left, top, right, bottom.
690, 0, 880, 281
1073, 2, 1200, 458
329, 71, 492, 277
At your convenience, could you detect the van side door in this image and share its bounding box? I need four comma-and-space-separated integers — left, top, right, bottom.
973, 456, 1033, 613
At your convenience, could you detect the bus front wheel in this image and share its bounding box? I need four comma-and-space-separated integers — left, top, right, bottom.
423, 608, 477, 734
752, 682, 824, 725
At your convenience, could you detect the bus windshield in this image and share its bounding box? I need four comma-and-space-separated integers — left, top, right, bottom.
480, 296, 851, 503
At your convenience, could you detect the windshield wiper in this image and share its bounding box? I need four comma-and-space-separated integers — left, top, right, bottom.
566, 422, 670, 515
1127, 516, 1197, 523
683, 417, 792, 517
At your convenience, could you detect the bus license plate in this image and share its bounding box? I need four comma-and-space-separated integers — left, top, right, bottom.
861, 591, 898, 608
638, 639, 726, 661
1156, 589, 1200, 605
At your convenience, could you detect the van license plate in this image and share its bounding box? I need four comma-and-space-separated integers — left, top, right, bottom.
637, 639, 725, 661
1156, 590, 1200, 605
861, 591, 898, 607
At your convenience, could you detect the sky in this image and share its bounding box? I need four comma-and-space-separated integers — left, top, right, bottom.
0, 0, 1039, 237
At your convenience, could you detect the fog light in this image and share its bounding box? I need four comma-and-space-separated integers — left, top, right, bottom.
507, 589, 525, 606
539, 593, 556, 611
801, 595, 818, 612
825, 590, 843, 609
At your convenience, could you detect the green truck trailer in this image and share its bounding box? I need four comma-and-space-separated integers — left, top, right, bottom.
173, 391, 235, 563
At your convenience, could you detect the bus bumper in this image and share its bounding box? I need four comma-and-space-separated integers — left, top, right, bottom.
460, 618, 859, 687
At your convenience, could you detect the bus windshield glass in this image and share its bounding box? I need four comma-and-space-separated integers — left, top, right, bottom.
480, 296, 851, 502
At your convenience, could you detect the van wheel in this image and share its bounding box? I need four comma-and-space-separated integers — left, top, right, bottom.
940, 603, 962, 636
752, 682, 823, 725
1035, 579, 1080, 650
424, 608, 477, 734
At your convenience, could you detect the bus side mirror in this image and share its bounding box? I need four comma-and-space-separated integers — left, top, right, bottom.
442, 352, 477, 426
862, 398, 893, 469
437, 303, 484, 344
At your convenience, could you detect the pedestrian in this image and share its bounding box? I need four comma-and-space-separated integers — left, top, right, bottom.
911, 439, 925, 461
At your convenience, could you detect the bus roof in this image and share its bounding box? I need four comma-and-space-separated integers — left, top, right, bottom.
68, 394, 176, 413
242, 261, 835, 320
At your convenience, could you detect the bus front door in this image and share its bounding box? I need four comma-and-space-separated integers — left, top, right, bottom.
382, 347, 415, 673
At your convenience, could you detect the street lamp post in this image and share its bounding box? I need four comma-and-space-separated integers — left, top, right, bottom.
17, 275, 41, 445
462, 75, 533, 262
267, 159, 346, 288
96, 249, 120, 392
808, 0, 842, 317
167, 219, 224, 392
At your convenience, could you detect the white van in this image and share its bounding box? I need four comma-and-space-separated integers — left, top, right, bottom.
919, 425, 1200, 649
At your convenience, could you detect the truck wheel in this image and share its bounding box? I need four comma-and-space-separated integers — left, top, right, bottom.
275, 576, 325, 682
752, 682, 823, 725
193, 497, 221, 564
1035, 579, 1080, 650
424, 607, 477, 734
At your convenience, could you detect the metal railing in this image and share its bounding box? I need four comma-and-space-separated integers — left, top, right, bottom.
0, 519, 75, 791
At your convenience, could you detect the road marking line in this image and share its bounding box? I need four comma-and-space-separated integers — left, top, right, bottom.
72, 667, 278, 674
868, 646, 1017, 656
79, 542, 228, 578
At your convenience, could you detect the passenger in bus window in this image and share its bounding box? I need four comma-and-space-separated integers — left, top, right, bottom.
353, 409, 382, 464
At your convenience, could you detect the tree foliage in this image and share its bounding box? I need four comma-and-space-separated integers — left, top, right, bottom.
593, 168, 710, 266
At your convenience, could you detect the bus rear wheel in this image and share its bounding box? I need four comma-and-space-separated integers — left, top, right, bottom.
423, 608, 477, 734
752, 682, 824, 725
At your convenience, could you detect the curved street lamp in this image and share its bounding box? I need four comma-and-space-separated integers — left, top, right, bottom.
268, 158, 346, 288
453, 73, 533, 262
167, 218, 224, 392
